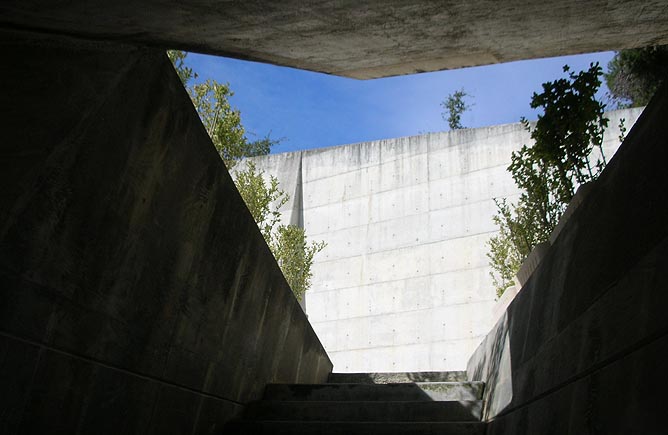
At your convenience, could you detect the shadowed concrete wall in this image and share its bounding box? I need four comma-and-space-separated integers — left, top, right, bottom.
247, 108, 642, 373
0, 30, 331, 434
467, 85, 668, 432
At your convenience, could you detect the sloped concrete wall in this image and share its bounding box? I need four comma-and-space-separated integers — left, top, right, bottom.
467, 85, 668, 432
249, 108, 642, 373
0, 30, 331, 434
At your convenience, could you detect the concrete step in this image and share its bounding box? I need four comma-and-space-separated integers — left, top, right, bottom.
225, 421, 486, 434
328, 371, 468, 384
263, 382, 484, 402
243, 400, 482, 422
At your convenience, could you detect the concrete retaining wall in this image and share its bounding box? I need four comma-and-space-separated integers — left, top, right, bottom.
0, 30, 331, 434
467, 84, 668, 432
248, 107, 642, 373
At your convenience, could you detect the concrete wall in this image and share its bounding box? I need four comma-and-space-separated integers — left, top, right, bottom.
248, 107, 642, 373
0, 30, 331, 434
466, 84, 668, 433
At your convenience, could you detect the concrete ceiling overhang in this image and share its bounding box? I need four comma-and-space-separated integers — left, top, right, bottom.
2, 1, 668, 79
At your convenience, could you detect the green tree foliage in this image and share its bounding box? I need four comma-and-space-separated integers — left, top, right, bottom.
167, 50, 196, 85
605, 45, 668, 107
233, 161, 287, 244
167, 50, 276, 168
487, 199, 531, 295
488, 63, 609, 297
274, 225, 326, 302
167, 50, 325, 301
234, 162, 326, 301
441, 89, 472, 130
189, 80, 250, 166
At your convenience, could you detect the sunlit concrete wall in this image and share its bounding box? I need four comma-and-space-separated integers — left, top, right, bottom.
247, 107, 643, 373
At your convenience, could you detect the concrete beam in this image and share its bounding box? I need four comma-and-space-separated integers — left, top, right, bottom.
2, 1, 668, 79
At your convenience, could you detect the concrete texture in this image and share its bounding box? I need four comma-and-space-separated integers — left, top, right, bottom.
0, 30, 331, 434
227, 372, 484, 434
328, 371, 468, 383
242, 400, 483, 422
3, 2, 667, 433
263, 382, 484, 401
514, 242, 550, 287
226, 421, 486, 434
247, 107, 642, 373
1, 1, 668, 78
466, 83, 668, 431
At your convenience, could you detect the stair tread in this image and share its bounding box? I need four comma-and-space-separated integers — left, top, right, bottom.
245, 399, 482, 406
226, 420, 486, 434
268, 381, 483, 385
227, 378, 487, 432
264, 382, 484, 401
243, 399, 483, 422
328, 371, 468, 384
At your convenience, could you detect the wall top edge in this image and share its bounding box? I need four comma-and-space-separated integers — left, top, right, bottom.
246, 107, 644, 162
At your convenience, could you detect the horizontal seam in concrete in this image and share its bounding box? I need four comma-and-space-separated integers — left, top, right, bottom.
311, 230, 497, 267
310, 264, 492, 295
303, 149, 513, 178
488, 326, 668, 421
310, 299, 495, 324
302, 162, 516, 197
0, 329, 245, 406
304, 195, 521, 238
312, 243, 493, 264
323, 335, 490, 354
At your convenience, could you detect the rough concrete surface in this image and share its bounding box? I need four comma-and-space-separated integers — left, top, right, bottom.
226, 420, 486, 435
229, 373, 485, 433
328, 371, 468, 384
1, 1, 668, 78
467, 83, 668, 432
247, 107, 642, 373
264, 382, 484, 402
242, 399, 483, 422
0, 30, 331, 434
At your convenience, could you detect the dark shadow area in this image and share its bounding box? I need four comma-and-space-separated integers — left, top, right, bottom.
0, 29, 331, 434
224, 380, 486, 433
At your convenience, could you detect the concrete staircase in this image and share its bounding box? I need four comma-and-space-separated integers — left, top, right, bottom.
225, 371, 486, 434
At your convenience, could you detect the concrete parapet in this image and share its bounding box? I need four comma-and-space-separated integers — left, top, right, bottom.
515, 242, 551, 287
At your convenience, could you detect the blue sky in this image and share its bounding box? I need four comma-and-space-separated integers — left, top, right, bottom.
185, 51, 616, 154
